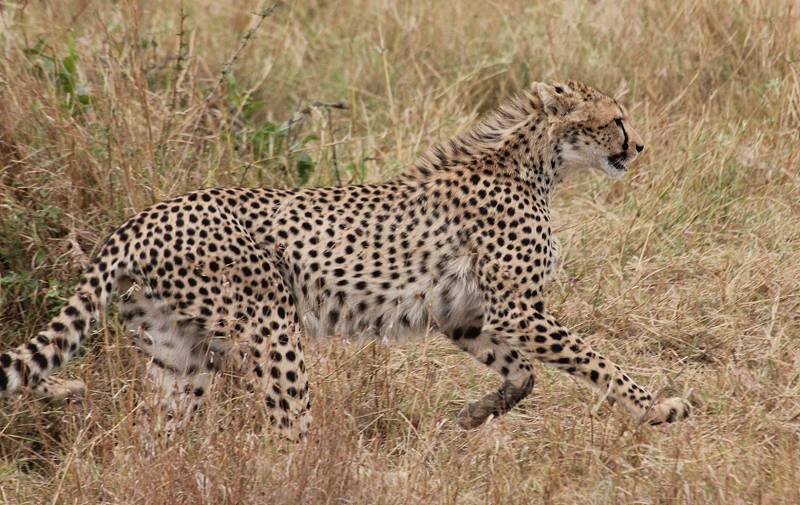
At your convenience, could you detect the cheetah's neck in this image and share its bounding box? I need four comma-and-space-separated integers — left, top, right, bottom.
403, 91, 560, 204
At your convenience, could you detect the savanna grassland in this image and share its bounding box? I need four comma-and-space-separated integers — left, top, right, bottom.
1, 1, 799, 503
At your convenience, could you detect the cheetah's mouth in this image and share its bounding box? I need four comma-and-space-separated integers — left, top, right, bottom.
607, 153, 627, 171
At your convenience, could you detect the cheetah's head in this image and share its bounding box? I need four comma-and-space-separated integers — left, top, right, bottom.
536, 80, 645, 180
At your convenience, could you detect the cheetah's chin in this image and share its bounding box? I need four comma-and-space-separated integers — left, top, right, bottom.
602, 160, 627, 179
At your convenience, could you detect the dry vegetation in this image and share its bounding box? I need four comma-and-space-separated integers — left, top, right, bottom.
1, 0, 799, 503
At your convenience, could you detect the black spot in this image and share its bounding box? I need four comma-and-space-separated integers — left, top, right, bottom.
464, 326, 481, 339
666, 408, 677, 423
14, 360, 29, 385
32, 353, 48, 370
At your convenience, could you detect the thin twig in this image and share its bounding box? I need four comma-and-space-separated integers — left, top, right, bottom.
211, 2, 280, 103
327, 107, 341, 185
169, 2, 188, 113
175, 1, 280, 186
153, 2, 188, 195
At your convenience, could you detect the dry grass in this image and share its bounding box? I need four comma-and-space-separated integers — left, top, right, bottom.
1, 0, 799, 503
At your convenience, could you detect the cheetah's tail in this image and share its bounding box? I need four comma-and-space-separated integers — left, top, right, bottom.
0, 258, 114, 397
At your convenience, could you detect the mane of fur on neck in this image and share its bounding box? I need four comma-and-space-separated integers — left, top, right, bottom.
403, 89, 547, 181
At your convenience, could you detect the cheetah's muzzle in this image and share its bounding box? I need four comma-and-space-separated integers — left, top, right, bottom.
607, 152, 628, 171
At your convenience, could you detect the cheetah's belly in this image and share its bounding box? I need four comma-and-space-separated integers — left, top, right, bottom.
293, 254, 483, 343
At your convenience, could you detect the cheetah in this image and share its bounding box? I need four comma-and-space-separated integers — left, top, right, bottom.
0, 80, 690, 439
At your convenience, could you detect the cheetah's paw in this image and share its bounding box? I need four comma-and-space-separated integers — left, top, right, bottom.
39, 379, 87, 404
644, 396, 691, 425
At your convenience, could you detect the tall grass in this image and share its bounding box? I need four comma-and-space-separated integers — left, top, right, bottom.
1, 0, 799, 503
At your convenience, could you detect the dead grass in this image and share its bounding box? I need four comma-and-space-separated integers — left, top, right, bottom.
1, 0, 799, 503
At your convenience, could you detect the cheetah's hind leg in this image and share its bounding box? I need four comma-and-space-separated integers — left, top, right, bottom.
144, 359, 214, 438
118, 279, 216, 439
227, 263, 312, 441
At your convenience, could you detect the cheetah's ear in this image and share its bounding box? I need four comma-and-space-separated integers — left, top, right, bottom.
536, 82, 574, 117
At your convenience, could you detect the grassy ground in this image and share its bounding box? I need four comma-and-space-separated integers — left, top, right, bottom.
1, 0, 799, 503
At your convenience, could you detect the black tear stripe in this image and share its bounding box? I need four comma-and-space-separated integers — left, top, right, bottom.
614, 117, 629, 152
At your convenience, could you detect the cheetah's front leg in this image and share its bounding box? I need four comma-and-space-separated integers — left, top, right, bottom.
472, 237, 689, 425
445, 323, 535, 429
525, 311, 690, 425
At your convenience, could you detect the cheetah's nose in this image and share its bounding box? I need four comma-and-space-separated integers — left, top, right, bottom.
635, 144, 644, 153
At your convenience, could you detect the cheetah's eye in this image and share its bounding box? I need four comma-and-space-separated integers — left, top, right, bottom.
613, 117, 623, 126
